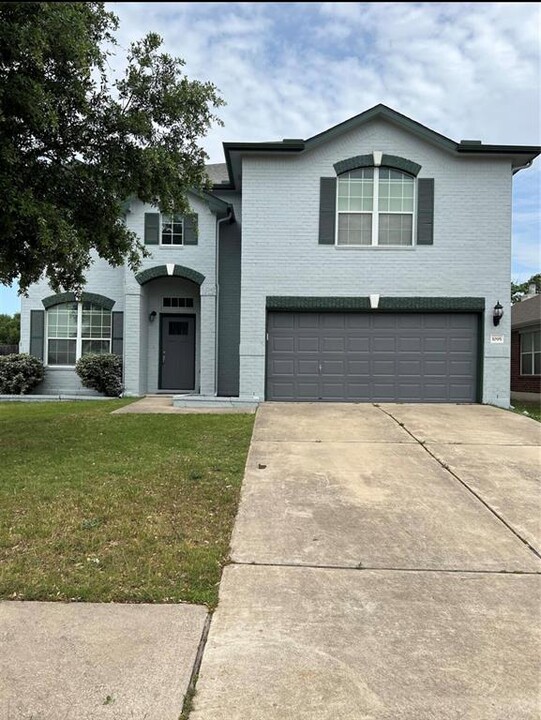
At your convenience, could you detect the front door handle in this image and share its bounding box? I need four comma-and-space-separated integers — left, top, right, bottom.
162, 350, 166, 365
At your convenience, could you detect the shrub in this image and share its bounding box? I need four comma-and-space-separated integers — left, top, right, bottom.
0, 353, 44, 394
75, 354, 123, 397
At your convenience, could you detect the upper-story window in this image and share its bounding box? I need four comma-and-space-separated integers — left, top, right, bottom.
337, 167, 415, 246
161, 214, 184, 245
47, 302, 111, 365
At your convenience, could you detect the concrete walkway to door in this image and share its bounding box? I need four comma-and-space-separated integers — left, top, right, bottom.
190, 403, 541, 720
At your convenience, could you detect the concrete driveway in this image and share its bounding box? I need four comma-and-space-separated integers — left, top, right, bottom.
191, 403, 541, 720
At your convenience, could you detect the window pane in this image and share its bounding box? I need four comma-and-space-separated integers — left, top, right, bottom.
535, 352, 541, 375
161, 214, 183, 245
521, 333, 533, 353
337, 172, 374, 212
378, 169, 414, 213
378, 214, 413, 246
81, 304, 111, 340
534, 332, 540, 351
337, 213, 372, 245
48, 339, 76, 365
47, 303, 78, 339
82, 340, 110, 356
522, 354, 533, 375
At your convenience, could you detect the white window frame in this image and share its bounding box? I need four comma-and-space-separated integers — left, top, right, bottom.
160, 214, 184, 247
520, 330, 540, 376
335, 167, 416, 247
45, 302, 111, 367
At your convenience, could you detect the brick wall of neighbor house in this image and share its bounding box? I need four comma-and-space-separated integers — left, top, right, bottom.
239, 117, 513, 406
511, 330, 541, 394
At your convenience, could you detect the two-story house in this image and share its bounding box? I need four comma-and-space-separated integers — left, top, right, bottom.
20, 105, 539, 407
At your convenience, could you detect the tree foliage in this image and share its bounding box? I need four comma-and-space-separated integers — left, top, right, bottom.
511, 273, 541, 304
0, 313, 20, 344
0, 2, 223, 293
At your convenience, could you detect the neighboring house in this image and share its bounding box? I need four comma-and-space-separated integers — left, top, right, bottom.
19, 104, 540, 406
511, 289, 541, 401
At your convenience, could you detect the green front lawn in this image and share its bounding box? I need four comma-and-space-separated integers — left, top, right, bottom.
0, 400, 254, 607
512, 400, 541, 423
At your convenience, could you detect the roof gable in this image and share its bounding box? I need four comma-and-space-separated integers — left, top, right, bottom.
221, 104, 540, 189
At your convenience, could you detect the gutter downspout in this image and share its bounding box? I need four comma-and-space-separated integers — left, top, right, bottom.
214, 207, 234, 396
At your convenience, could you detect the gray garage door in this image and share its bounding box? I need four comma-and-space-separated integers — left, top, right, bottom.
266, 312, 479, 402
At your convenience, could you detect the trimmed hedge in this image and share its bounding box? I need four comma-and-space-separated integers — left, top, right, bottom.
75, 354, 123, 397
0, 353, 44, 394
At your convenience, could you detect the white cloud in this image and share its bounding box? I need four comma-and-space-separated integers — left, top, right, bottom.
105, 1, 540, 278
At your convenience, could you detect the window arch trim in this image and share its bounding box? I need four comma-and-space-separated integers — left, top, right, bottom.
42, 292, 115, 310
333, 153, 421, 177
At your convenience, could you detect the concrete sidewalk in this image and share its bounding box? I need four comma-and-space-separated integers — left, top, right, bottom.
191, 403, 541, 720
0, 602, 207, 720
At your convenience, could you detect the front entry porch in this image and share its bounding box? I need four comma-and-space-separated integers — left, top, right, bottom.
123, 264, 217, 397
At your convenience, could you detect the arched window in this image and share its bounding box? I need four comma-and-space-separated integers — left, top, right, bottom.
337, 167, 415, 246
47, 302, 112, 365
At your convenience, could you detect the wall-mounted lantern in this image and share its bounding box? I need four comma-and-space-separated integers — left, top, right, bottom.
493, 301, 504, 327
149, 311, 157, 322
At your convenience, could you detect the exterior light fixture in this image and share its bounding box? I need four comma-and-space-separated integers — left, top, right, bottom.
493, 301, 504, 327
149, 311, 157, 322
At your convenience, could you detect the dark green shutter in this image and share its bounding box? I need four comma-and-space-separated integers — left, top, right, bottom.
184, 214, 198, 245
30, 310, 45, 360
144, 213, 160, 245
417, 178, 434, 245
111, 312, 124, 358
319, 177, 337, 245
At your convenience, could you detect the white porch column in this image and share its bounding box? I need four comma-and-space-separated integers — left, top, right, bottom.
123, 289, 145, 396
199, 283, 217, 395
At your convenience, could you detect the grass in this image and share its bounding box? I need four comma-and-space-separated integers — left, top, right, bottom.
511, 400, 541, 423
0, 400, 254, 608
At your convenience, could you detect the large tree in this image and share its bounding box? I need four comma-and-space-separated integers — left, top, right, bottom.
0, 313, 19, 344
511, 273, 541, 303
0, 2, 223, 293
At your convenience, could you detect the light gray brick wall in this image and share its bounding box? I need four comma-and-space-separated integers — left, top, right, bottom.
239, 118, 513, 406
21, 192, 218, 396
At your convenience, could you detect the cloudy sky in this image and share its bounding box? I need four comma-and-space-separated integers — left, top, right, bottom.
1, 1, 539, 314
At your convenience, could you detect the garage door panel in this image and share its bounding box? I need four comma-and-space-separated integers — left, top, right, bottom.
373, 315, 397, 329
298, 337, 319, 352
272, 314, 295, 328
272, 359, 295, 375
321, 314, 346, 329
272, 336, 294, 352
348, 337, 370, 352
450, 360, 474, 376
321, 360, 345, 375
424, 360, 447, 375
348, 360, 370, 374
267, 312, 478, 402
297, 314, 319, 328
373, 337, 396, 352
450, 336, 474, 352
297, 359, 319, 375
399, 360, 422, 375
399, 337, 422, 352
398, 315, 423, 329
424, 337, 446, 352
321, 337, 345, 352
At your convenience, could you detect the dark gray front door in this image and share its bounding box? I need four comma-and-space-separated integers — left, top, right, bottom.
160, 315, 195, 390
266, 312, 479, 403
